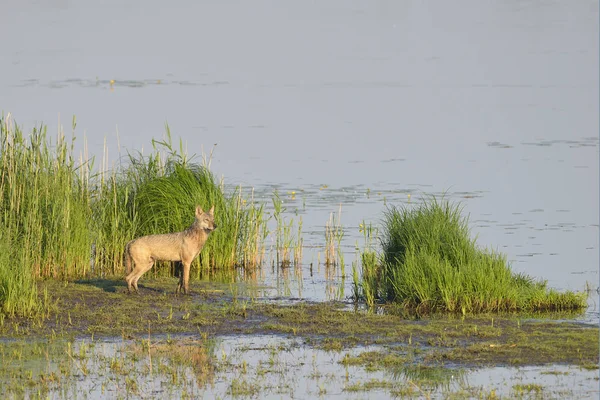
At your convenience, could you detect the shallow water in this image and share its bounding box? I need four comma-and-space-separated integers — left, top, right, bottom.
1, 1, 598, 319
1, 336, 598, 399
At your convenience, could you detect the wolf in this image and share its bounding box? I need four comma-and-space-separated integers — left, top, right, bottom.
124, 205, 217, 294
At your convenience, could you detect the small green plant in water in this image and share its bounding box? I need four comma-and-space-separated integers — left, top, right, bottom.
325, 204, 344, 267
353, 220, 379, 309
271, 191, 303, 267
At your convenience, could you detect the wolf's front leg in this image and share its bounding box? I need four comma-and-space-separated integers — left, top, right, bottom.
181, 261, 191, 295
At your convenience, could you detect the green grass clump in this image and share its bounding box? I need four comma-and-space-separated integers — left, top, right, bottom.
358, 196, 587, 314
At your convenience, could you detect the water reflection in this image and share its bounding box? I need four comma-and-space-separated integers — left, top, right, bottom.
1, 336, 597, 399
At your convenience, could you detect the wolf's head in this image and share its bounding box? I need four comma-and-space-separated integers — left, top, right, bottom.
195, 205, 217, 232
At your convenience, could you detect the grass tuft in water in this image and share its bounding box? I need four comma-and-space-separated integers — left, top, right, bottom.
324, 204, 344, 267
358, 196, 588, 314
271, 191, 303, 267
353, 220, 379, 309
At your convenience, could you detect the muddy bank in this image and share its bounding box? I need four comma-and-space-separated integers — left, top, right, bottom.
1, 278, 597, 369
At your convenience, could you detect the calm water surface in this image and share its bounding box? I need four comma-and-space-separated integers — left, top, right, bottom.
1, 1, 598, 308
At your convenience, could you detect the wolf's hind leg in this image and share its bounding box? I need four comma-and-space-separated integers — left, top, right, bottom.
131, 259, 154, 293
174, 262, 184, 294
125, 270, 137, 293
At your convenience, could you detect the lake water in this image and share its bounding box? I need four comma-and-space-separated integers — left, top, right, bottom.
1, 1, 598, 313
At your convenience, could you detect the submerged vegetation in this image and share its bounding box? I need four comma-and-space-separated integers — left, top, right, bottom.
355, 197, 588, 314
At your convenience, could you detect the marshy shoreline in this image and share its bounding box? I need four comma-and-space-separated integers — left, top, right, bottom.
0, 278, 597, 398
2, 278, 597, 367
1, 119, 597, 398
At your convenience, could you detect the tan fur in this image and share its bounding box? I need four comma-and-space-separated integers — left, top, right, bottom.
124, 205, 217, 294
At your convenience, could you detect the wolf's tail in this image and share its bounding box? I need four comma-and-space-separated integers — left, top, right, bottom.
124, 242, 132, 275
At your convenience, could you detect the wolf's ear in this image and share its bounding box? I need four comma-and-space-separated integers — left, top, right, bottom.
209, 205, 215, 215
195, 205, 203, 217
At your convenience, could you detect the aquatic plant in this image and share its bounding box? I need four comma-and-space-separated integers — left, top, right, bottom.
237, 188, 268, 269
324, 205, 344, 267
357, 196, 588, 313
271, 191, 303, 267
353, 220, 379, 309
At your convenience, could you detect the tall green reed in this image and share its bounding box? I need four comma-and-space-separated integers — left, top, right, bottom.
0, 115, 92, 280
237, 189, 268, 269
353, 220, 379, 309
0, 115, 92, 315
0, 116, 268, 316
271, 191, 303, 267
324, 205, 344, 267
